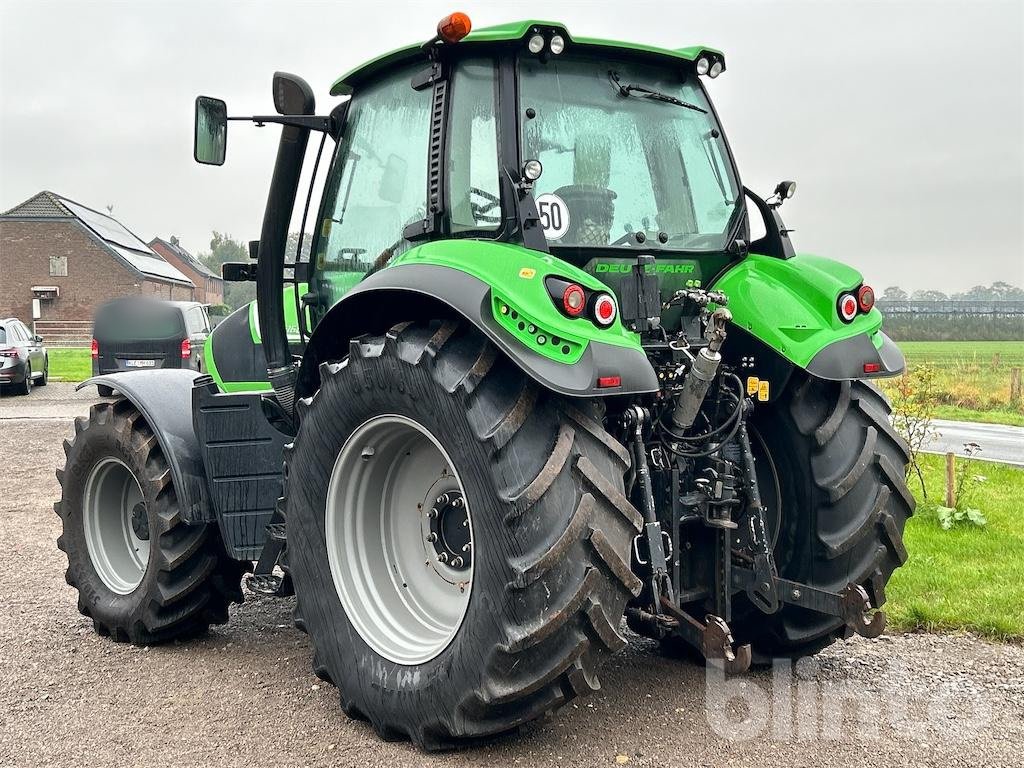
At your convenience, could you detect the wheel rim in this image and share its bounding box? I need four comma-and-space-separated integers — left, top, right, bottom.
83, 457, 150, 594
326, 414, 473, 666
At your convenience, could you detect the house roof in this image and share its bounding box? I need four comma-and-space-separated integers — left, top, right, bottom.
1, 191, 192, 285
150, 236, 221, 281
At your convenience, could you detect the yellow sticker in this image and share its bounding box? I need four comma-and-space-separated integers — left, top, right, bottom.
321, 218, 332, 237
746, 376, 760, 396
758, 380, 770, 401
518, 267, 537, 279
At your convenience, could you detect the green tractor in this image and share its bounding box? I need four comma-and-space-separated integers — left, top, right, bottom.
56, 15, 913, 749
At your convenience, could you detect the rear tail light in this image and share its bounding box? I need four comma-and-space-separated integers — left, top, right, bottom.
91, 338, 99, 359
837, 293, 859, 323
597, 375, 622, 388
181, 338, 191, 359
858, 285, 875, 313
592, 293, 617, 327
562, 284, 586, 316
863, 362, 881, 374
0, 348, 18, 358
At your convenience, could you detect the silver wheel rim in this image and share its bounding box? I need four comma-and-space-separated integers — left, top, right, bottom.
83, 457, 150, 594
326, 414, 473, 665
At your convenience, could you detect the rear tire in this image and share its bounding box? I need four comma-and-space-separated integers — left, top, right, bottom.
37, 356, 48, 386
17, 364, 32, 395
733, 373, 914, 659
286, 321, 642, 749
56, 399, 247, 644
97, 384, 114, 398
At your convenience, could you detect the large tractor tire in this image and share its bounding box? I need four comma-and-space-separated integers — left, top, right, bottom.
55, 399, 247, 644
733, 373, 914, 659
286, 320, 642, 749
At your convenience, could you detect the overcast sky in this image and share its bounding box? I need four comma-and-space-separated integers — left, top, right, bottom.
1, 0, 1021, 292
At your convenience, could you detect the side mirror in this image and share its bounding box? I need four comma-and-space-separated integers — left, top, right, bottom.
222, 261, 257, 282
194, 96, 227, 165
34, 335, 43, 343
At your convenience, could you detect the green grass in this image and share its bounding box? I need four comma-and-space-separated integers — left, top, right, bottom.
47, 348, 92, 382
886, 453, 1024, 640
881, 340, 1024, 426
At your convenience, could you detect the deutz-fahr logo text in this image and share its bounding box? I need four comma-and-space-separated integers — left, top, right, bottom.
593, 262, 696, 275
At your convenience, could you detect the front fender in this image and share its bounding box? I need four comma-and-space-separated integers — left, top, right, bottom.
77, 371, 211, 523
302, 242, 659, 398
712, 253, 905, 380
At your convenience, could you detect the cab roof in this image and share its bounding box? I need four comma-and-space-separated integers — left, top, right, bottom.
330, 19, 723, 96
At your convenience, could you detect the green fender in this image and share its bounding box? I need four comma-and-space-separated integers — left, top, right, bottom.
711, 253, 905, 380
302, 240, 659, 398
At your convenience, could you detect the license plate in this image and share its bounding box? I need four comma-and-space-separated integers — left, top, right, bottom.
124, 359, 156, 368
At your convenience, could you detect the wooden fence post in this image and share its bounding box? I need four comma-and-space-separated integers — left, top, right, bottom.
945, 452, 956, 508
1011, 367, 1022, 406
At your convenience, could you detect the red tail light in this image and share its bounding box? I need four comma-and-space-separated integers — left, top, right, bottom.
597, 375, 622, 388
837, 293, 858, 323
0, 348, 18, 358
592, 293, 617, 327
181, 338, 191, 359
91, 338, 99, 359
863, 362, 881, 374
858, 285, 875, 313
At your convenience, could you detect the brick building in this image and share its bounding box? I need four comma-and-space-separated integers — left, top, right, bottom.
0, 192, 194, 341
149, 236, 224, 305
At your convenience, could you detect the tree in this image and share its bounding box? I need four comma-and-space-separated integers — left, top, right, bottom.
881, 286, 908, 301
197, 232, 254, 311
911, 289, 949, 302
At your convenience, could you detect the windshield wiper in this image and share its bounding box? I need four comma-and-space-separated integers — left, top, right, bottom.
609, 71, 707, 114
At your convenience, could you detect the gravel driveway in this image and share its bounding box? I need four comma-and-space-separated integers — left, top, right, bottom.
2, 385, 1022, 767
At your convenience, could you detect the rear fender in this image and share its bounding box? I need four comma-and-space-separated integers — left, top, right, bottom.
712, 253, 905, 382
77, 371, 211, 524
300, 241, 659, 398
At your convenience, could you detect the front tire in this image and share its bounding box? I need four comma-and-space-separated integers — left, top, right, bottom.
56, 399, 247, 643
286, 321, 642, 749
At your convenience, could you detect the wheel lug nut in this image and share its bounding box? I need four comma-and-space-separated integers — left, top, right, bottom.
429, 508, 438, 519
426, 533, 437, 543
437, 552, 448, 563
462, 543, 471, 552
452, 556, 463, 568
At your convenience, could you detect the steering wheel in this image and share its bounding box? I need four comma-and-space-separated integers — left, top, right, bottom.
469, 187, 502, 224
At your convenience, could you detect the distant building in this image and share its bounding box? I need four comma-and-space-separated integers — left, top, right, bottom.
150, 236, 224, 306
0, 191, 193, 344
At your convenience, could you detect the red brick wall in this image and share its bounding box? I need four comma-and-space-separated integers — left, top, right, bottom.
150, 240, 224, 305
0, 219, 191, 322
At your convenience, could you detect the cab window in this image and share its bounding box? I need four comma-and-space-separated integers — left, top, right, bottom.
314, 64, 431, 305
447, 58, 500, 234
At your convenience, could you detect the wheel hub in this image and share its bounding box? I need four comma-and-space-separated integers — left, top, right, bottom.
427, 491, 471, 570
130, 502, 150, 541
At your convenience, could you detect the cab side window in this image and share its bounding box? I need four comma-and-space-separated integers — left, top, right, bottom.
448, 58, 500, 234
314, 64, 431, 305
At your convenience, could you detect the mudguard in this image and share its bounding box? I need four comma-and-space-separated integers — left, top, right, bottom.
301, 240, 659, 398
77, 371, 210, 523
712, 252, 905, 381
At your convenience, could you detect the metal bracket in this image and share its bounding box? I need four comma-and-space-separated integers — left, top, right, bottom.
770, 577, 885, 639
659, 597, 752, 673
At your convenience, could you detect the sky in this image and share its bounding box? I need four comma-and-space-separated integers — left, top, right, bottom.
1, 0, 1022, 292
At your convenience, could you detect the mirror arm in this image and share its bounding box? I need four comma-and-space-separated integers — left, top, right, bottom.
228, 115, 332, 132
743, 186, 795, 260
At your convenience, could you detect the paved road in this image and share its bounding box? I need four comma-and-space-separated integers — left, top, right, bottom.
924, 419, 1024, 466
2, 385, 1023, 767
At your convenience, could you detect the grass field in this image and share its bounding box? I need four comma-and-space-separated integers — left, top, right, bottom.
48, 348, 92, 382
880, 340, 1024, 426
886, 452, 1024, 640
